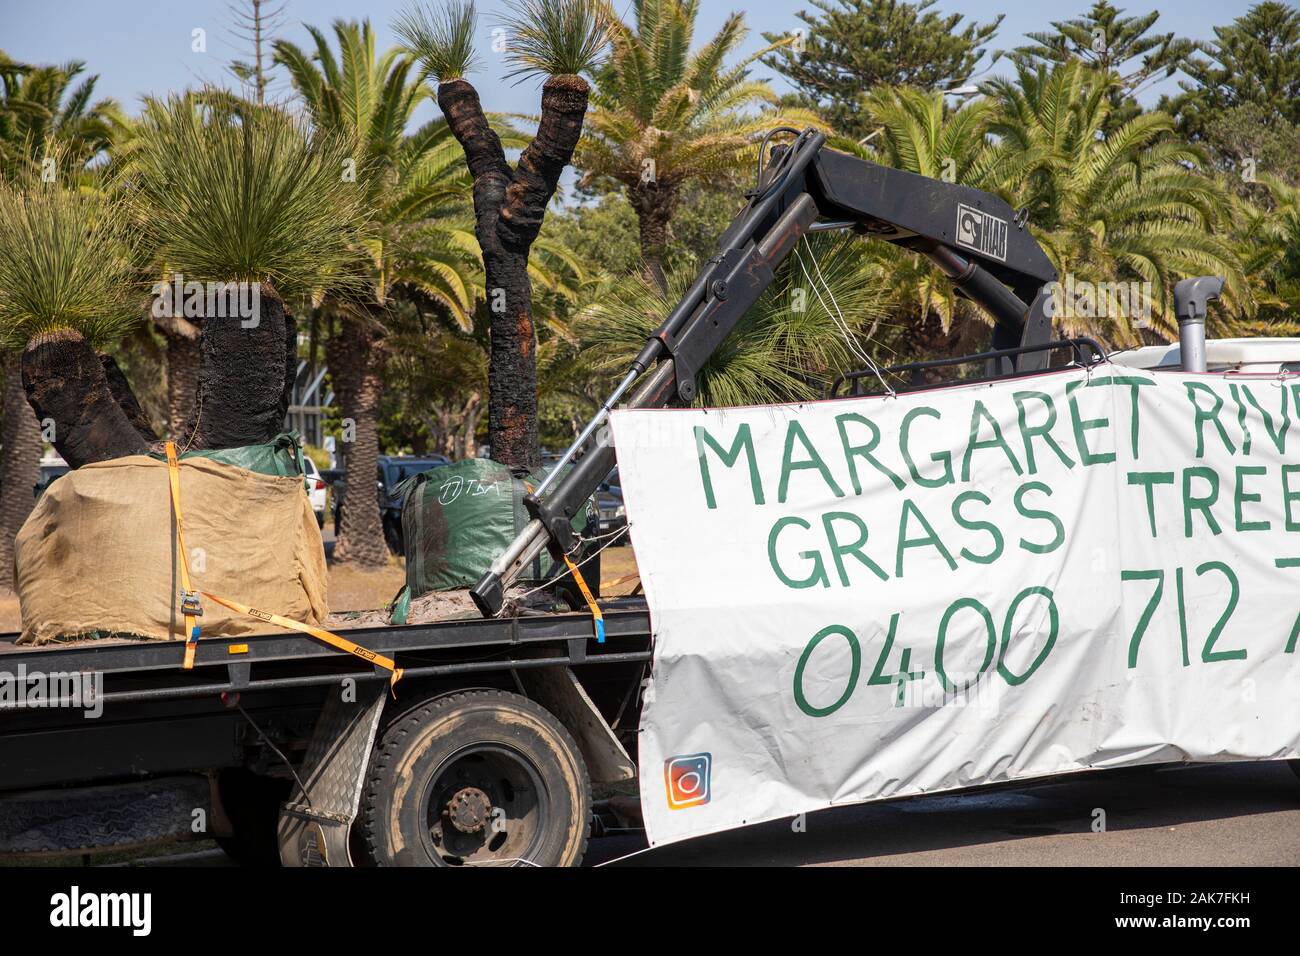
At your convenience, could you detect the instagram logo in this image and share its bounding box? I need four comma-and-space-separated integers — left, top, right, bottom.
664, 753, 712, 809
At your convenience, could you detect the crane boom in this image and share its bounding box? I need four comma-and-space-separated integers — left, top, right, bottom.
470, 128, 1060, 617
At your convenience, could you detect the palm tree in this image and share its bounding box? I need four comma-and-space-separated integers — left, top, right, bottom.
1229, 174, 1300, 333
576, 0, 820, 289
131, 95, 366, 450
398, 0, 611, 470
984, 62, 1247, 342
836, 86, 1016, 359
0, 52, 121, 181
274, 18, 498, 567
0, 55, 125, 591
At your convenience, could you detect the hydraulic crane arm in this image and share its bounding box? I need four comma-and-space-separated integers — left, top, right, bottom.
470, 128, 1060, 616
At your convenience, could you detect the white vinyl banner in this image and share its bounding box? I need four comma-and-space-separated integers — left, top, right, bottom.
609, 367, 1300, 847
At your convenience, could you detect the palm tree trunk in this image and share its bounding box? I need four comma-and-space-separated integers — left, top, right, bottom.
181, 282, 289, 450
164, 323, 200, 440
459, 391, 481, 460
326, 317, 388, 569
628, 180, 679, 293
438, 74, 590, 470
21, 330, 151, 468
0, 353, 43, 592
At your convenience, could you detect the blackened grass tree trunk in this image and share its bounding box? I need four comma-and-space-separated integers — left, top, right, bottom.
179, 283, 292, 450
437, 74, 590, 470
0, 354, 42, 591
21, 330, 151, 467
400, 0, 609, 470
0, 173, 148, 473
156, 314, 201, 439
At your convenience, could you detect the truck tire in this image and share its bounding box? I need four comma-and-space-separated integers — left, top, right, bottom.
360, 690, 590, 867
1290, 759, 1300, 784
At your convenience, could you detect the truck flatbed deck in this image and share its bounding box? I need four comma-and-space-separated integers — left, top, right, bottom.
0, 599, 653, 706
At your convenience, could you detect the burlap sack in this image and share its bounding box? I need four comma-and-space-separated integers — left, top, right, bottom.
14, 454, 328, 644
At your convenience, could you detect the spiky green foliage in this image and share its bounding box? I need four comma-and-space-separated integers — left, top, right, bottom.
581, 1, 818, 188
833, 87, 1014, 341
130, 94, 366, 302
393, 0, 480, 82
500, 0, 612, 80
275, 21, 499, 323
581, 234, 884, 406
0, 176, 140, 350
1229, 173, 1300, 332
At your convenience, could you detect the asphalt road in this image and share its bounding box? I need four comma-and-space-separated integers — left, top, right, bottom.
583, 761, 1300, 866
114, 760, 1297, 867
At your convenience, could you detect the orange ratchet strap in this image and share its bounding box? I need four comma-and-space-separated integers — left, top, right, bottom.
563, 552, 605, 644
163, 442, 402, 686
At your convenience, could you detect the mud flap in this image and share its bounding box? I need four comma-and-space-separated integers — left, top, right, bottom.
518, 666, 635, 783
278, 679, 387, 867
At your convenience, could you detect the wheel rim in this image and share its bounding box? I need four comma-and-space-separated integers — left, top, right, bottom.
421, 744, 550, 866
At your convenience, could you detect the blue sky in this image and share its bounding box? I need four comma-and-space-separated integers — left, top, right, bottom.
2, 0, 1263, 128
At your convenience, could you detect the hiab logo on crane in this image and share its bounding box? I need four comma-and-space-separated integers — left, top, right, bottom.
955, 203, 1008, 262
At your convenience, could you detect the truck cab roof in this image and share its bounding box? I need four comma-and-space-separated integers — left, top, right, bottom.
1108, 338, 1300, 374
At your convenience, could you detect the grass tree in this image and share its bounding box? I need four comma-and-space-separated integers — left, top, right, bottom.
131, 95, 366, 450
397, 0, 610, 470
576, 0, 821, 290
0, 177, 146, 585
274, 19, 496, 567
105, 100, 206, 437
0, 56, 127, 590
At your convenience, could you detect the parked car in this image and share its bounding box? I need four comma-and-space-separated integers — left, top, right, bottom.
34, 455, 69, 498
332, 454, 451, 553
301, 457, 328, 528
595, 469, 625, 535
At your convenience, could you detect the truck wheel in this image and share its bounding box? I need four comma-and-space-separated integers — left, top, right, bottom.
360, 690, 590, 867
1290, 759, 1300, 783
